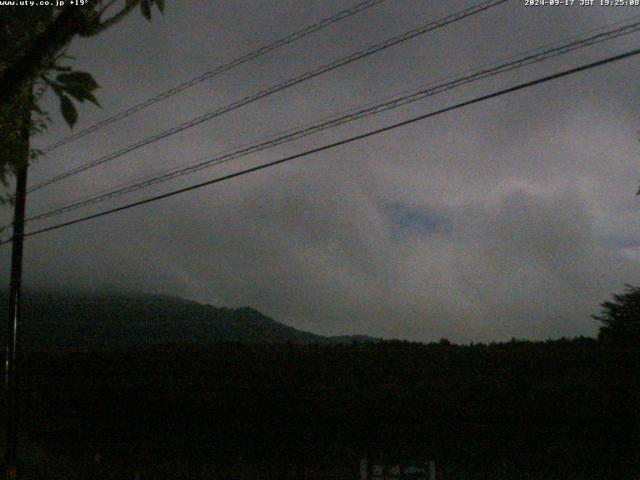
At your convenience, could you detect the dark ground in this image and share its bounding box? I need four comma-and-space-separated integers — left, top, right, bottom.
5, 338, 640, 479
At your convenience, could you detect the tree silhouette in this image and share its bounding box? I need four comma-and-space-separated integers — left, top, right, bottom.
593, 284, 640, 344
0, 0, 165, 198
0, 4, 166, 476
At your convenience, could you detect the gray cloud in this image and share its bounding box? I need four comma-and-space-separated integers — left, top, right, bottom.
1, 0, 640, 343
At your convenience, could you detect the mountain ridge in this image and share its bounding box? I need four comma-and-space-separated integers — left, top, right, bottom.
0, 291, 380, 350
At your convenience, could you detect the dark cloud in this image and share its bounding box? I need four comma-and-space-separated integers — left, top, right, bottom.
1, 0, 639, 342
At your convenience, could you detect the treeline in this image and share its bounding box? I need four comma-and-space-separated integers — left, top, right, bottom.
9, 337, 640, 479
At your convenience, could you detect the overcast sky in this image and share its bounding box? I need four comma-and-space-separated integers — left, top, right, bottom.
1, 0, 640, 343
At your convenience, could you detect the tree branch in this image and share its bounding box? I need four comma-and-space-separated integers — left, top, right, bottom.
97, 0, 120, 17
84, 0, 140, 37
0, 7, 90, 109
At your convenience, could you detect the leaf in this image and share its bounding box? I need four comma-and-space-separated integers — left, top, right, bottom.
61, 85, 101, 107
140, 0, 151, 20
84, 92, 101, 107
55, 70, 101, 107
56, 71, 99, 91
60, 95, 77, 128
155, 0, 165, 13
59, 84, 86, 101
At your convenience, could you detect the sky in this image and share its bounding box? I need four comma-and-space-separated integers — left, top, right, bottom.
1, 0, 640, 343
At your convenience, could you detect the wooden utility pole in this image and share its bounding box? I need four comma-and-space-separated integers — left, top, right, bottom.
4, 93, 30, 480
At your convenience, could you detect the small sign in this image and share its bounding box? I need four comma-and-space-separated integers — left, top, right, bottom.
360, 460, 433, 480
372, 464, 385, 479
404, 464, 428, 480
388, 465, 401, 480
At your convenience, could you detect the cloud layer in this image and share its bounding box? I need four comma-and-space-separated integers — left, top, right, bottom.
1, 0, 639, 342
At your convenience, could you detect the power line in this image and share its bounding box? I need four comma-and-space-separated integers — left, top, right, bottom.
28, 0, 509, 194
39, 0, 389, 155
31, 13, 640, 218
52, 11, 640, 209
4, 45, 639, 245
23, 18, 640, 224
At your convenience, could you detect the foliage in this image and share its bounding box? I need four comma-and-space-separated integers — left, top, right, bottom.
16, 337, 640, 479
593, 284, 640, 345
0, 0, 165, 199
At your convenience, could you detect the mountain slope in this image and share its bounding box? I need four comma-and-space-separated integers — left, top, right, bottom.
0, 291, 354, 351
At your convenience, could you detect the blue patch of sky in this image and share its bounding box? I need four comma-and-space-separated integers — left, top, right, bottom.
603, 236, 640, 249
380, 202, 450, 239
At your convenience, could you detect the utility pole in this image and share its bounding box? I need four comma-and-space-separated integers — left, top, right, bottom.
4, 91, 31, 480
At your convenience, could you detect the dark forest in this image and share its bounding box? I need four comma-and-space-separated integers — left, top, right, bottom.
11, 337, 640, 479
